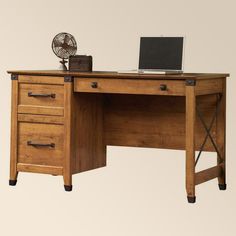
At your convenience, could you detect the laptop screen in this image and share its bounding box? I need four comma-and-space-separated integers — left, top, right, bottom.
138, 37, 184, 71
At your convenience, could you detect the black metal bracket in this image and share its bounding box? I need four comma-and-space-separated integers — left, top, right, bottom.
186, 79, 196, 86
195, 94, 223, 166
11, 74, 18, 80
64, 76, 74, 83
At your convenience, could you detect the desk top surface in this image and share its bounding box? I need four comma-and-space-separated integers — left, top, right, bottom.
7, 70, 229, 80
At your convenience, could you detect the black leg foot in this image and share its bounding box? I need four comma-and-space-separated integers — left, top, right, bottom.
64, 185, 72, 192
218, 184, 227, 190
9, 180, 17, 186
187, 196, 196, 203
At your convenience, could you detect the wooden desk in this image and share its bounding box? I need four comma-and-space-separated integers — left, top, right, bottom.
8, 70, 229, 203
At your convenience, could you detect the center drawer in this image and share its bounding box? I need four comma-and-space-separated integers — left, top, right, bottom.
74, 78, 185, 96
18, 122, 64, 167
18, 83, 64, 116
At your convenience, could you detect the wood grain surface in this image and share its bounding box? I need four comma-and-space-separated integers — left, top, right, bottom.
74, 78, 185, 96
8, 70, 229, 80
18, 122, 64, 167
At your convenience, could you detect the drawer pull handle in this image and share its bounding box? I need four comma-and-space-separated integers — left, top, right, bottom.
160, 84, 167, 91
27, 141, 55, 148
91, 82, 98, 88
28, 92, 56, 98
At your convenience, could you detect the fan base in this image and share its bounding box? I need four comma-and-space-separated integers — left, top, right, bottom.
60, 59, 68, 71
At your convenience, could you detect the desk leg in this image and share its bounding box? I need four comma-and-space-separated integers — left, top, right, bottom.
186, 84, 196, 203
63, 81, 73, 191
217, 79, 226, 190
9, 80, 18, 186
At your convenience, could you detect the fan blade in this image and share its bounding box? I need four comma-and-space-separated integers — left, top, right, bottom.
63, 44, 77, 55
57, 47, 69, 59
53, 38, 63, 48
64, 35, 70, 44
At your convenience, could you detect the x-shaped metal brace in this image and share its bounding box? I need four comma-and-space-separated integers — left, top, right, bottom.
195, 94, 223, 166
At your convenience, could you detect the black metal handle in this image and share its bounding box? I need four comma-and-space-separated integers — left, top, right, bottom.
28, 92, 56, 98
160, 84, 167, 91
27, 141, 55, 148
91, 82, 98, 88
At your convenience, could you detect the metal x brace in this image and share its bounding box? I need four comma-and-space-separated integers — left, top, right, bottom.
195, 94, 223, 166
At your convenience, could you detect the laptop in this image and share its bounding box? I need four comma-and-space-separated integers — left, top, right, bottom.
118, 36, 184, 74
138, 37, 184, 74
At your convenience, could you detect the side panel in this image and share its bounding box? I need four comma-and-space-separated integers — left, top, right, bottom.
72, 93, 106, 174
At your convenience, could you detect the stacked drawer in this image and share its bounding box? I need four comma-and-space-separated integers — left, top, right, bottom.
13, 75, 65, 175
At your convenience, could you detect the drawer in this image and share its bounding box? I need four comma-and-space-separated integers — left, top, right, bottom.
18, 83, 64, 116
18, 122, 64, 167
74, 78, 185, 96
18, 75, 64, 85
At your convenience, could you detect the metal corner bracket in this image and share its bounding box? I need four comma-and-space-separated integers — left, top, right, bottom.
64, 76, 74, 83
185, 79, 196, 86
11, 74, 18, 80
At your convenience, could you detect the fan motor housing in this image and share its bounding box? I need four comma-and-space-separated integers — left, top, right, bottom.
69, 55, 93, 72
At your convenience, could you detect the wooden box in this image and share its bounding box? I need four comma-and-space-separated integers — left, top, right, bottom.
69, 55, 93, 72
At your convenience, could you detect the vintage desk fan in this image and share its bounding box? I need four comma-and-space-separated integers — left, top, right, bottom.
52, 32, 77, 70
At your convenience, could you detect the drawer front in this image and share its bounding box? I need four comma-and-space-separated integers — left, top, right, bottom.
18, 122, 64, 167
18, 75, 64, 85
74, 78, 185, 96
18, 83, 64, 116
